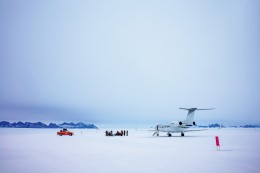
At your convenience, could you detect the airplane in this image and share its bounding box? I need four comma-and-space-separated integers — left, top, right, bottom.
152, 108, 214, 137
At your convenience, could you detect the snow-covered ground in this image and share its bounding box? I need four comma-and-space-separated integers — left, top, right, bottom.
0, 128, 260, 173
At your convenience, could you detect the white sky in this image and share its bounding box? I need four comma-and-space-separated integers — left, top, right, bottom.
0, 0, 259, 125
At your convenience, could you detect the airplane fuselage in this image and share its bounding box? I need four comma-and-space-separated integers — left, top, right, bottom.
156, 121, 191, 133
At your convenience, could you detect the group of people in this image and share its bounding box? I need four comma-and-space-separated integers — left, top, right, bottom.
105, 130, 128, 136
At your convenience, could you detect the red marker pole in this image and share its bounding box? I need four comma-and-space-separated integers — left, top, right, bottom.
215, 136, 220, 151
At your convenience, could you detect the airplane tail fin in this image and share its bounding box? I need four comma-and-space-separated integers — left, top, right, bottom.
179, 108, 214, 125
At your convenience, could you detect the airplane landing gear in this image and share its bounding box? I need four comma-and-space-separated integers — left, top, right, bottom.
181, 132, 184, 137
153, 131, 159, 136
167, 132, 172, 137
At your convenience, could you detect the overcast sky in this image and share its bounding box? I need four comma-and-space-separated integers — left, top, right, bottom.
0, 0, 259, 125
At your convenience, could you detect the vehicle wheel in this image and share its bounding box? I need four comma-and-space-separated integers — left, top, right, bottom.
168, 133, 172, 137
69, 134, 72, 136
181, 132, 184, 137
60, 134, 62, 136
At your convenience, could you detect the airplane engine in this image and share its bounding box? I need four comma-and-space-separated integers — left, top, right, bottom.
193, 121, 196, 125
179, 121, 182, 125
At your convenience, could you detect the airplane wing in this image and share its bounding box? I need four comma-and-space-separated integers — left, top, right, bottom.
183, 129, 208, 132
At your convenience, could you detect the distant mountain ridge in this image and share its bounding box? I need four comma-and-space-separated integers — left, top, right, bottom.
0, 121, 97, 129
198, 123, 260, 128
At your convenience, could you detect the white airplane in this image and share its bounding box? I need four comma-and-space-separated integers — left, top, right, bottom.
152, 108, 214, 137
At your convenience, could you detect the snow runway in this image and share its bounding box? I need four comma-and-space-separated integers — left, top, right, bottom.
0, 128, 260, 173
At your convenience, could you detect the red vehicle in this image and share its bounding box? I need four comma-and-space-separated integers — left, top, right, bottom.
57, 129, 74, 136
